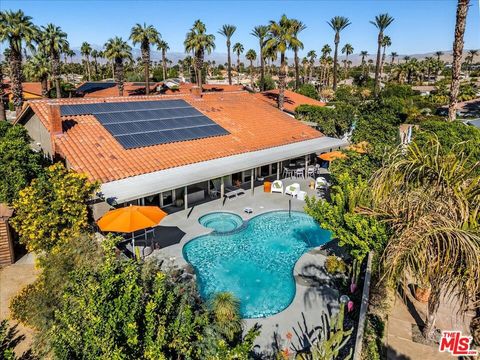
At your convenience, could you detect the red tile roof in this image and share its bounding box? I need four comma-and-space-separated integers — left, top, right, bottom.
255, 89, 326, 113
3, 81, 43, 96
22, 91, 323, 183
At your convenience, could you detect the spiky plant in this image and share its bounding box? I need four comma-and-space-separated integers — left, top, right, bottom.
210, 292, 243, 343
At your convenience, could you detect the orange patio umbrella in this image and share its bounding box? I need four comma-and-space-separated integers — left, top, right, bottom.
97, 205, 168, 258
318, 151, 347, 162
346, 141, 369, 154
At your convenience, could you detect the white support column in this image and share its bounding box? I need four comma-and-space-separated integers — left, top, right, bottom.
251, 168, 255, 194
184, 186, 188, 210
220, 177, 225, 198
277, 162, 280, 180
305, 154, 309, 177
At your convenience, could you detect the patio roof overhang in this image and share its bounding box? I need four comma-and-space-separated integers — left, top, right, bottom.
100, 136, 348, 203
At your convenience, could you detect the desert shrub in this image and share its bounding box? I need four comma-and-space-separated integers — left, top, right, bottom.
325, 256, 347, 275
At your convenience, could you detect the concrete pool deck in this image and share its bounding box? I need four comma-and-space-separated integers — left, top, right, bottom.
150, 178, 340, 356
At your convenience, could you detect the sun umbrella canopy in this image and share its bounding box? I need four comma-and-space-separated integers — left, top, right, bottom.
97, 205, 167, 233
318, 151, 347, 162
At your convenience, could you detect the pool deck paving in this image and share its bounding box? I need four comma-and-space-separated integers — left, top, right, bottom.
151, 178, 340, 357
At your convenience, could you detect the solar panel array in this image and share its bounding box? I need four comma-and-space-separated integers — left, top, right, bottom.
75, 82, 116, 94
60, 99, 229, 149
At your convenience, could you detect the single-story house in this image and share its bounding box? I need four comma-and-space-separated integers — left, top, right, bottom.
254, 89, 326, 114
3, 81, 44, 101
16, 88, 346, 218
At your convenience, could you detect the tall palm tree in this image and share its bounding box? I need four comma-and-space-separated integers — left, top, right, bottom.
435, 51, 444, 62
232, 42, 244, 84
0, 10, 38, 114
307, 50, 317, 83
184, 20, 216, 90
370, 13, 394, 95
245, 49, 257, 90
67, 49, 75, 63
467, 49, 478, 75
449, 0, 470, 121
369, 139, 480, 340
210, 292, 243, 343
24, 52, 50, 97
291, 19, 306, 90
327, 16, 351, 91
41, 24, 68, 99
380, 35, 392, 79
360, 50, 368, 75
218, 24, 236, 85
90, 49, 99, 77
103, 37, 132, 96
0, 62, 7, 121
341, 43, 354, 79
265, 14, 301, 110
320, 44, 332, 86
130, 23, 160, 95
80, 42, 92, 81
390, 51, 398, 65
251, 25, 269, 91
156, 40, 169, 80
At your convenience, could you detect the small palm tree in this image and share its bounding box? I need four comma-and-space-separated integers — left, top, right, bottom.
327, 16, 351, 91
341, 43, 354, 79
184, 20, 216, 90
370, 13, 394, 95
130, 23, 161, 95
291, 19, 306, 90
251, 25, 269, 91
435, 50, 444, 62
210, 292, 243, 343
218, 24, 236, 85
449, 0, 470, 121
307, 50, 317, 83
232, 42, 244, 84
156, 40, 169, 80
390, 51, 398, 65
80, 41, 92, 81
265, 14, 301, 109
380, 35, 392, 79
103, 37, 132, 96
24, 52, 50, 97
245, 49, 257, 90
359, 50, 368, 75
0, 10, 39, 114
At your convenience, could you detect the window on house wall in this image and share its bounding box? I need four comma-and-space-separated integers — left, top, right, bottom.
144, 194, 160, 206
162, 191, 173, 206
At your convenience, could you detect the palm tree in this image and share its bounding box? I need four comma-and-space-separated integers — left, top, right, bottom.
291, 19, 306, 90
435, 51, 444, 62
467, 49, 478, 74
90, 49, 99, 77
0, 63, 6, 121
184, 20, 216, 90
251, 25, 269, 91
80, 42, 92, 81
369, 139, 480, 340
265, 14, 301, 110
245, 49, 257, 90
24, 52, 50, 97
0, 10, 38, 114
232, 42, 244, 84
341, 43, 354, 79
41, 24, 68, 99
156, 40, 169, 80
390, 51, 398, 65
307, 50, 317, 83
103, 37, 132, 96
380, 35, 392, 80
130, 23, 160, 95
67, 49, 75, 63
403, 55, 410, 63
359, 50, 368, 75
218, 24, 236, 85
320, 44, 332, 86
449, 0, 470, 121
210, 292, 243, 343
370, 13, 394, 95
327, 16, 351, 91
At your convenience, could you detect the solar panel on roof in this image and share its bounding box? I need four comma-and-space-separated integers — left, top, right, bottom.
60, 99, 229, 149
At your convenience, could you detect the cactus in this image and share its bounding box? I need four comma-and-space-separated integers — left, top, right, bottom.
310, 303, 353, 360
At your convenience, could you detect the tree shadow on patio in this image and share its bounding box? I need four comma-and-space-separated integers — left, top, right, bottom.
298, 262, 340, 311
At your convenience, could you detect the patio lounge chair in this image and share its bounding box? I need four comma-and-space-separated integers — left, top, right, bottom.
285, 183, 300, 197
224, 186, 246, 199
271, 180, 284, 194
315, 177, 328, 190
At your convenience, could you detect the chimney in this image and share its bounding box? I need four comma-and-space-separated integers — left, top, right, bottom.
49, 104, 62, 136
190, 86, 202, 99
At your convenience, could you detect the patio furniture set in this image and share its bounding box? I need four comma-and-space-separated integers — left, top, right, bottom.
270, 176, 329, 201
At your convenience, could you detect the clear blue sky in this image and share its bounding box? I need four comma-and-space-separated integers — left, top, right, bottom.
2, 0, 479, 57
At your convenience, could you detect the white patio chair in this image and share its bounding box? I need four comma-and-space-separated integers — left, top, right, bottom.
295, 168, 305, 179
285, 183, 301, 197
307, 166, 315, 178
271, 180, 284, 194
315, 177, 328, 190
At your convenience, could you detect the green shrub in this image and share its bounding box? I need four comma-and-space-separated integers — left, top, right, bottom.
257, 75, 276, 91
296, 83, 319, 100
325, 256, 347, 275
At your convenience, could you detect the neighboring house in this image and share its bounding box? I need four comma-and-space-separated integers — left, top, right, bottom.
16, 88, 346, 219
411, 85, 436, 96
254, 89, 326, 114
3, 81, 44, 101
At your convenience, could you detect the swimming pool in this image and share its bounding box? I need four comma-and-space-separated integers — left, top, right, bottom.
183, 211, 331, 318
198, 212, 244, 233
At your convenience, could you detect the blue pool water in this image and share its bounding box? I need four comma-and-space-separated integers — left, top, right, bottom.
198, 212, 243, 233
183, 211, 331, 318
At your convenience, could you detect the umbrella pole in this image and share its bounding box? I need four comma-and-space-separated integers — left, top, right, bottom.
132, 232, 135, 260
